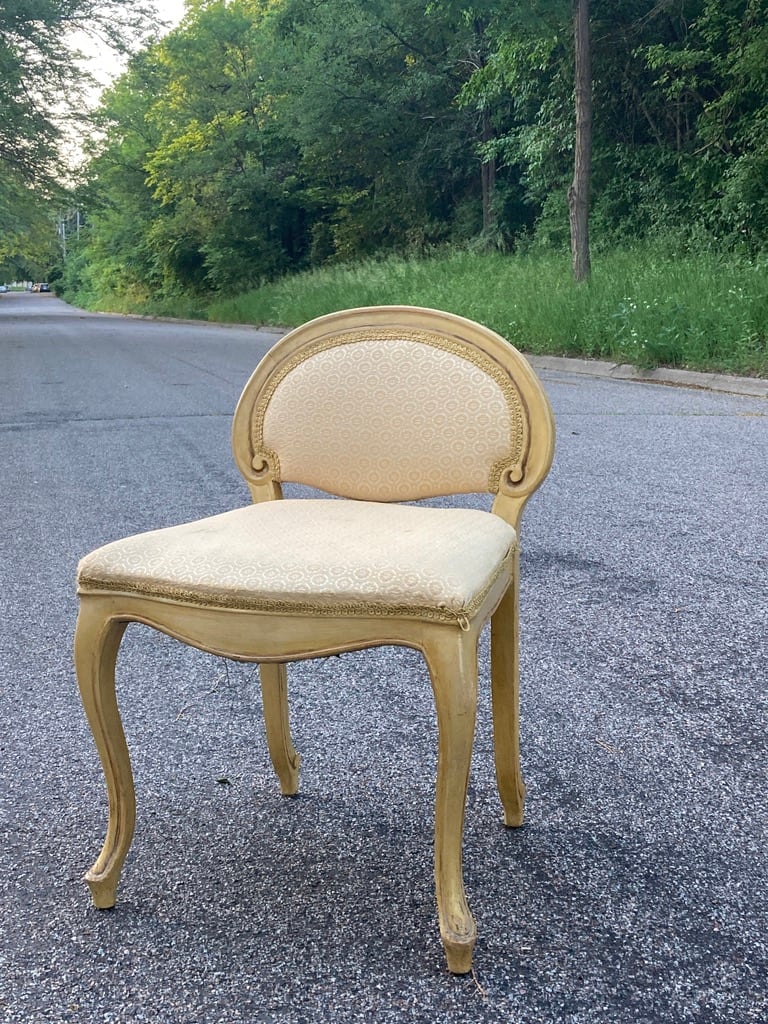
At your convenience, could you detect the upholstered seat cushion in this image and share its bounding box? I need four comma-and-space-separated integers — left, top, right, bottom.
77, 500, 516, 626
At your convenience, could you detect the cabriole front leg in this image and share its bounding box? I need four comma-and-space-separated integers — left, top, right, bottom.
424, 633, 478, 974
74, 602, 134, 908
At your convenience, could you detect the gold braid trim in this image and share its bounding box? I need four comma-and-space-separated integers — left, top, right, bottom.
250, 327, 529, 493
78, 544, 515, 628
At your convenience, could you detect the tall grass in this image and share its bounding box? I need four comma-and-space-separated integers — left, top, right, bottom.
206, 245, 768, 376
87, 242, 768, 376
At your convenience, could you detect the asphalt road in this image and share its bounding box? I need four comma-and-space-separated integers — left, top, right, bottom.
1, 290, 766, 1023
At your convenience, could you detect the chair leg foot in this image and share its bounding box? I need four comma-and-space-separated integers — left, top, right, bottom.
276, 755, 301, 796
502, 778, 526, 828
441, 919, 477, 974
85, 870, 119, 909
260, 663, 301, 796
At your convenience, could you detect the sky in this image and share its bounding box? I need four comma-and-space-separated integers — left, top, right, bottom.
80, 0, 188, 91
154, 0, 188, 32
62, 1, 189, 164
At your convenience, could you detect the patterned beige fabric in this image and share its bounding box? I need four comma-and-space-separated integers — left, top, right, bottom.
257, 336, 520, 501
77, 500, 517, 626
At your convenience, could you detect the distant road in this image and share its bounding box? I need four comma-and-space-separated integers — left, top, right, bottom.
0, 289, 279, 429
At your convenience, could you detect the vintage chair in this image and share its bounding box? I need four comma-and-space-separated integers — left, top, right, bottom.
75, 305, 555, 973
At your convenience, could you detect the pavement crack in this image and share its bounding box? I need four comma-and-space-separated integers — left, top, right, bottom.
0, 412, 231, 431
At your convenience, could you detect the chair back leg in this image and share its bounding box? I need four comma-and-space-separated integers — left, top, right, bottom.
491, 567, 526, 827
259, 662, 301, 796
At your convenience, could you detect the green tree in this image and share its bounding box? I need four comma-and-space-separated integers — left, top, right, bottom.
273, 0, 489, 258
640, 0, 768, 248
62, 0, 768, 306
144, 0, 305, 290
448, 0, 585, 257
67, 49, 170, 300
0, 0, 158, 274
68, 1, 303, 297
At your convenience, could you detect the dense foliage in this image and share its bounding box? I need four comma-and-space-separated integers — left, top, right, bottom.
0, 0, 157, 279
29, 0, 768, 301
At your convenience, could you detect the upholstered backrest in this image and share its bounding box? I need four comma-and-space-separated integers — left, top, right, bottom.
232, 306, 554, 506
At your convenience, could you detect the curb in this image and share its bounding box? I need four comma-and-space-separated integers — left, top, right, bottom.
525, 354, 768, 400
81, 306, 768, 401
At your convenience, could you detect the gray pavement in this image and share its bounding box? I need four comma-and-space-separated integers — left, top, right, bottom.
1, 290, 766, 1022
525, 354, 768, 400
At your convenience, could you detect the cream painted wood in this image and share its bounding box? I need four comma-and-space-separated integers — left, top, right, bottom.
423, 631, 479, 973
259, 663, 300, 796
75, 305, 555, 974
74, 606, 133, 909
491, 555, 526, 827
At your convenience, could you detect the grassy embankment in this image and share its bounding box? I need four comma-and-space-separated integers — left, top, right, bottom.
90, 245, 768, 377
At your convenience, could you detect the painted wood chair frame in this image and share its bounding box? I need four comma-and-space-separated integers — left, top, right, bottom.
74, 305, 555, 973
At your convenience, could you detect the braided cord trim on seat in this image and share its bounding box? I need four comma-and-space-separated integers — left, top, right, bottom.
78, 542, 515, 628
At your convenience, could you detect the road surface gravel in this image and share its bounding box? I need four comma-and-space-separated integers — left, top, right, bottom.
1, 290, 766, 1023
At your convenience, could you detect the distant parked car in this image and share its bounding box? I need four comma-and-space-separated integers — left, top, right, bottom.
39, 283, 50, 292
0, 284, 7, 293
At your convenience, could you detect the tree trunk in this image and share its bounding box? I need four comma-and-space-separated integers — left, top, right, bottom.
568, 0, 592, 282
481, 110, 496, 234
